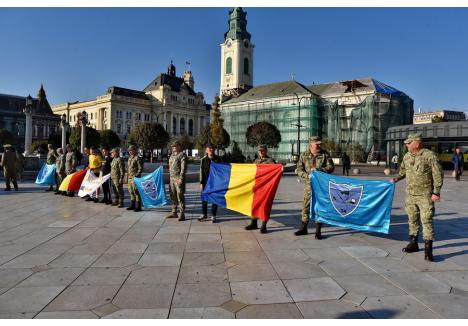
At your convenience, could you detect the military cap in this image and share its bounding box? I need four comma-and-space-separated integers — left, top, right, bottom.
171, 140, 182, 147
404, 132, 422, 144
3, 144, 12, 148
309, 136, 322, 144
111, 147, 120, 153
258, 144, 267, 151
128, 145, 137, 151
205, 143, 214, 149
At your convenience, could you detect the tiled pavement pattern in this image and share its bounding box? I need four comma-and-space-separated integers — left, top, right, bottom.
1, 172, 468, 319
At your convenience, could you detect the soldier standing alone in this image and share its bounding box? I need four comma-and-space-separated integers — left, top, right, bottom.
245, 144, 276, 233
391, 133, 443, 261
1, 144, 18, 191
111, 147, 125, 208
294, 136, 334, 237
46, 144, 57, 192
127, 145, 143, 212
167, 140, 187, 221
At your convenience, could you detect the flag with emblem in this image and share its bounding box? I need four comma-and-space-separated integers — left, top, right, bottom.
133, 166, 167, 208
35, 163, 56, 186
310, 170, 395, 234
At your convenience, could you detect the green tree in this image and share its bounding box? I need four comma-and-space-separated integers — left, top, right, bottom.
223, 141, 245, 163
31, 140, 48, 154
178, 134, 194, 150
48, 131, 70, 149
431, 115, 445, 123
195, 125, 230, 151
321, 138, 341, 158
129, 123, 169, 162
0, 129, 14, 147
209, 96, 230, 153
347, 143, 365, 163
245, 121, 282, 149
69, 126, 101, 149
99, 129, 121, 149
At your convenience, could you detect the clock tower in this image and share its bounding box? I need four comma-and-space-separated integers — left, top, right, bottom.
220, 7, 254, 100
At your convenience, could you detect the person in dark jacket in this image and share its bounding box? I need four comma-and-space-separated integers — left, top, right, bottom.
341, 152, 351, 176
198, 144, 221, 223
100, 146, 113, 204
452, 147, 465, 181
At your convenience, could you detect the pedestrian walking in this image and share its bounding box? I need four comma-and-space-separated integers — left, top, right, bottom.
198, 144, 221, 223
391, 153, 399, 171
451, 147, 464, 181
341, 151, 351, 176
166, 140, 187, 221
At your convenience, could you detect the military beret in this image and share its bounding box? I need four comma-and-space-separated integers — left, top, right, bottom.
309, 136, 322, 144
404, 132, 423, 144
128, 145, 137, 151
258, 144, 267, 151
171, 140, 182, 147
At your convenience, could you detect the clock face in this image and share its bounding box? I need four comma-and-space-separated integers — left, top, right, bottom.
225, 39, 232, 47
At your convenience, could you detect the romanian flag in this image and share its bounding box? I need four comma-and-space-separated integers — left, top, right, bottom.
202, 163, 283, 221
59, 169, 88, 192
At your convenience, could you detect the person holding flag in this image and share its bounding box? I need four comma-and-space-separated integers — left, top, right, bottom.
198, 144, 222, 223
86, 146, 105, 203
166, 140, 187, 221
45, 144, 57, 192
294, 136, 334, 238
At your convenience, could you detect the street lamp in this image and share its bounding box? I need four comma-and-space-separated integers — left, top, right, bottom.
291, 92, 307, 157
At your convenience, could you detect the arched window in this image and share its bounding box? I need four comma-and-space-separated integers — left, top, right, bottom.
172, 117, 176, 135
226, 57, 232, 74
188, 119, 193, 136
244, 58, 249, 75
180, 118, 185, 134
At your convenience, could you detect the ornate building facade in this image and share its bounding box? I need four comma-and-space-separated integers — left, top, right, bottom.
52, 63, 211, 145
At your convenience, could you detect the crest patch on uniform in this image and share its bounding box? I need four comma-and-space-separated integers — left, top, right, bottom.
329, 181, 363, 217
142, 178, 158, 200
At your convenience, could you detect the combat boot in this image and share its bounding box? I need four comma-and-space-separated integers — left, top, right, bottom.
294, 222, 308, 236
118, 200, 124, 208
315, 222, 322, 240
260, 221, 268, 234
424, 240, 434, 262
245, 219, 258, 230
111, 200, 119, 206
402, 235, 419, 253
166, 212, 177, 219
126, 201, 135, 210
178, 213, 185, 221
134, 201, 142, 212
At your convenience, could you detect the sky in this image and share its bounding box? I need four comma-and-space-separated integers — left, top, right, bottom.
1, 7, 468, 112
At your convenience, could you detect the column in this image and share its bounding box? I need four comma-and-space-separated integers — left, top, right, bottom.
23, 111, 33, 155
176, 113, 180, 135
80, 112, 88, 153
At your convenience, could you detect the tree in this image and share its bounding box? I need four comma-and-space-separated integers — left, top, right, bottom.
128, 123, 169, 162
0, 129, 14, 147
209, 96, 230, 153
31, 140, 48, 154
178, 134, 194, 150
48, 131, 70, 149
223, 141, 245, 163
245, 121, 282, 149
69, 126, 101, 149
347, 143, 365, 163
195, 125, 230, 151
431, 115, 445, 123
321, 138, 341, 158
99, 129, 121, 149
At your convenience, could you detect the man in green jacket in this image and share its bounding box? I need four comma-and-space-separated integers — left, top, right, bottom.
167, 140, 187, 221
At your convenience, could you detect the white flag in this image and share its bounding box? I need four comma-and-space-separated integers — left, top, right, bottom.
78, 170, 111, 197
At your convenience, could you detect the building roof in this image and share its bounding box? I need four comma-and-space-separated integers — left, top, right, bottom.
307, 78, 406, 97
223, 80, 316, 104
0, 86, 58, 118
143, 73, 196, 96
107, 86, 148, 100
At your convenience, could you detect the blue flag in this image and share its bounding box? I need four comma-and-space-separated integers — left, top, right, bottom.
133, 166, 167, 208
310, 170, 395, 234
35, 163, 56, 186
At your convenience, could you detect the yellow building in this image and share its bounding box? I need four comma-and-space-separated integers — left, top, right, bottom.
52, 62, 211, 144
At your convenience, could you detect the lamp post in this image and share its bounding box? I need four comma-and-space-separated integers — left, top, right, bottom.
60, 114, 69, 150
80, 111, 88, 153
23, 95, 34, 156
291, 92, 307, 157
289, 139, 295, 158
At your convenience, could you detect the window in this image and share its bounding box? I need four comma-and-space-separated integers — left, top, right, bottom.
244, 58, 249, 75
104, 110, 107, 118
226, 57, 232, 74
126, 111, 132, 119
180, 118, 185, 134
144, 114, 150, 121
172, 117, 177, 135
136, 113, 141, 120
188, 119, 193, 136
126, 124, 131, 134
117, 124, 122, 133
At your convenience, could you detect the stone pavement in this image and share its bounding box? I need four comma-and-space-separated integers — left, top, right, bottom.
1, 172, 468, 319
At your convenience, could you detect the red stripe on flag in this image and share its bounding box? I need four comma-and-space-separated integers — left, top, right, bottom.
68, 169, 88, 192
251, 164, 283, 221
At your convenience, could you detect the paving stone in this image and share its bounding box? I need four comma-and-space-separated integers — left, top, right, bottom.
360, 257, 419, 273
297, 300, 371, 318
271, 261, 327, 279
181, 252, 225, 266
264, 249, 310, 263
92, 254, 142, 268
152, 233, 188, 243
283, 277, 346, 302
92, 302, 121, 317
362, 295, 440, 318
157, 226, 191, 234
35, 310, 99, 318
125, 266, 178, 285
431, 271, 468, 291
0, 312, 36, 318
0, 254, 61, 268
0, 268, 34, 288
169, 307, 235, 318
72, 267, 130, 286
185, 241, 223, 253
187, 233, 222, 242
220, 232, 256, 242
28, 243, 73, 255
340, 293, 367, 306
138, 253, 183, 267
48, 220, 82, 228
319, 259, 375, 276
105, 241, 148, 254
223, 240, 262, 252
103, 308, 169, 318
112, 284, 174, 309
49, 254, 99, 268
45, 285, 120, 311
0, 286, 65, 313
416, 293, 468, 318
219, 299, 248, 313
67, 242, 113, 255
225, 251, 269, 265
189, 225, 221, 234
17, 268, 84, 287
384, 272, 451, 294
402, 252, 466, 272
339, 245, 389, 258
302, 247, 353, 261
146, 242, 185, 253
231, 280, 293, 305
179, 264, 228, 283
228, 263, 278, 282
334, 274, 406, 297
172, 283, 231, 308
236, 303, 303, 318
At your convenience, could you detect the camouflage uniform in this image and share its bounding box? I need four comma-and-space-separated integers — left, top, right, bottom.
254, 156, 276, 164
1, 147, 18, 190
65, 151, 77, 175
46, 148, 58, 189
127, 154, 143, 203
55, 153, 67, 187
397, 148, 443, 241
169, 151, 187, 219
111, 155, 125, 206
296, 147, 334, 224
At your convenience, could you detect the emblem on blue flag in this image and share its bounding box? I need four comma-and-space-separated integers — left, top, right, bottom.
329, 181, 363, 217
141, 178, 158, 200
133, 166, 167, 208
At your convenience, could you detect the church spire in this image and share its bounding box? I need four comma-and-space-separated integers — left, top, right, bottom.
37, 84, 46, 99
224, 7, 251, 41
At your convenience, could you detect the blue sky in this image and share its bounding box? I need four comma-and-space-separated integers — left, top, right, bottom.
1, 7, 467, 111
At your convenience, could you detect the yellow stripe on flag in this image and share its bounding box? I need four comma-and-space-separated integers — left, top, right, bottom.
58, 174, 72, 191
225, 164, 257, 217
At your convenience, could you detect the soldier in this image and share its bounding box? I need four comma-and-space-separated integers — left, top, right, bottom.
46, 144, 57, 192
198, 144, 221, 223
245, 144, 277, 233
110, 147, 125, 208
391, 133, 443, 262
15, 148, 25, 183
54, 148, 66, 195
294, 136, 334, 237
127, 145, 143, 212
65, 144, 77, 197
100, 146, 113, 204
167, 140, 187, 221
1, 144, 18, 191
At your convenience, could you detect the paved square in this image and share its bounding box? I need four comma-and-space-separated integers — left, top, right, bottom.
0, 171, 467, 318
